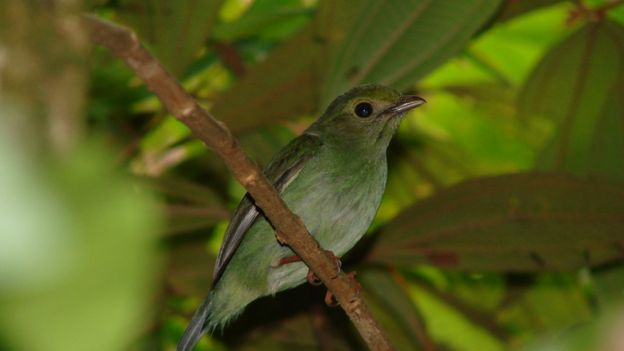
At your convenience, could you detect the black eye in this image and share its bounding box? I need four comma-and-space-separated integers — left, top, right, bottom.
354, 102, 373, 118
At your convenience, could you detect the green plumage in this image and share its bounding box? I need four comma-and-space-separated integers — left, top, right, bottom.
178, 84, 425, 351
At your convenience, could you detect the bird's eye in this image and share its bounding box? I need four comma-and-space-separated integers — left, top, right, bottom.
354, 102, 373, 118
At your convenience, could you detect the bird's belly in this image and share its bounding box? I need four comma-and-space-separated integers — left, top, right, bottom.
266, 164, 386, 293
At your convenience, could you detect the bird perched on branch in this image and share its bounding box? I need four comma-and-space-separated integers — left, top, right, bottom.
178, 84, 425, 350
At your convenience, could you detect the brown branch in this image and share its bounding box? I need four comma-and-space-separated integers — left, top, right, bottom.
84, 15, 394, 351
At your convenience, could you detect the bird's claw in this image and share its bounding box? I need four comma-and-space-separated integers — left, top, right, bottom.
271, 254, 302, 268
273, 250, 359, 306
305, 250, 341, 285
273, 250, 342, 287
307, 270, 323, 286
324, 271, 361, 307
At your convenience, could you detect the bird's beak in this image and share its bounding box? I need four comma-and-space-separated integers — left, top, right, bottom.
384, 95, 426, 115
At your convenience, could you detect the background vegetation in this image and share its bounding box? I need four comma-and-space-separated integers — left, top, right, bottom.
1, 0, 624, 350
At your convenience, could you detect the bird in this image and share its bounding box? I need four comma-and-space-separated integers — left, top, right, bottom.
178, 84, 425, 350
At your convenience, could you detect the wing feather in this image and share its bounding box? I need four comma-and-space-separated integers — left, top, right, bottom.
211, 133, 322, 286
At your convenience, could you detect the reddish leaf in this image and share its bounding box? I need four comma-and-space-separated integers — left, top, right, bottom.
368, 173, 624, 271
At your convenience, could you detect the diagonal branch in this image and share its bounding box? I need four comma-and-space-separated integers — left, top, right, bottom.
83, 15, 393, 351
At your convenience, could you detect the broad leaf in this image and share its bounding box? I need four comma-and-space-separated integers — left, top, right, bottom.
409, 282, 506, 350
210, 0, 355, 132
496, 0, 567, 22
142, 174, 229, 235
213, 0, 314, 42
368, 173, 624, 271
166, 242, 215, 297
210, 26, 323, 132
498, 274, 594, 335
519, 21, 624, 179
142, 174, 224, 207
321, 0, 502, 104
359, 269, 435, 350
116, 0, 224, 76
212, 0, 502, 130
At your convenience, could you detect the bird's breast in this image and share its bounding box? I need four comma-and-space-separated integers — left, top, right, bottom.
283, 154, 388, 256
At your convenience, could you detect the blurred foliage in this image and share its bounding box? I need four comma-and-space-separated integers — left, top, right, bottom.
1, 0, 624, 350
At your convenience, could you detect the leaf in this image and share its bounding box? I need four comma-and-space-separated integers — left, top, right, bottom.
210, 25, 323, 132
164, 204, 229, 236
140, 173, 230, 235
212, 0, 501, 130
422, 1, 570, 90
209, 0, 356, 132
519, 21, 624, 179
149, 175, 223, 206
409, 279, 506, 350
166, 242, 215, 297
592, 265, 624, 306
368, 173, 624, 271
496, 0, 567, 22
131, 139, 206, 176
498, 274, 594, 335
239, 124, 297, 166
359, 269, 435, 350
321, 0, 502, 104
209, 0, 357, 131
213, 288, 354, 350
116, 0, 224, 76
213, 0, 314, 42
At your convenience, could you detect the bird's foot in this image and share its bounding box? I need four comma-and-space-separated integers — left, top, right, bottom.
306, 250, 341, 285
272, 254, 303, 267
324, 271, 361, 307
271, 250, 342, 287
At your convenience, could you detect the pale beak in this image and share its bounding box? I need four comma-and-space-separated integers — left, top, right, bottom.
385, 95, 426, 115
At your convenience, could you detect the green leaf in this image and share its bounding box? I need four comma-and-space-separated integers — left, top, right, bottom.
592, 265, 624, 306
500, 274, 594, 337
359, 269, 435, 350
210, 25, 322, 132
228, 311, 346, 351
238, 124, 297, 166
409, 281, 506, 351
116, 0, 224, 76
164, 205, 228, 236
212, 0, 502, 130
368, 173, 624, 271
208, 0, 356, 130
166, 242, 215, 297
209, 0, 360, 131
496, 0, 567, 22
213, 0, 314, 42
321, 0, 502, 104
519, 21, 624, 179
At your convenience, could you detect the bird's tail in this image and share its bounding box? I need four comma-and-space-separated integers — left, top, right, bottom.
177, 284, 258, 351
177, 294, 212, 351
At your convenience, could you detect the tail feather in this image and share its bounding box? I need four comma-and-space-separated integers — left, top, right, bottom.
177, 297, 212, 351
177, 285, 256, 351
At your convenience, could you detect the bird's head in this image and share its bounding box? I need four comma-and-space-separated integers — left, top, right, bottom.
308, 84, 425, 152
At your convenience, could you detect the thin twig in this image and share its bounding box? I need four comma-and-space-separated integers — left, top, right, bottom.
567, 0, 624, 24
84, 15, 394, 351
213, 41, 247, 77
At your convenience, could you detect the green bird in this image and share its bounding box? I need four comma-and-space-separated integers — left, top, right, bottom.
178, 84, 425, 350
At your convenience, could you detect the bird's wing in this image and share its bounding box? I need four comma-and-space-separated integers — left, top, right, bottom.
212, 133, 323, 286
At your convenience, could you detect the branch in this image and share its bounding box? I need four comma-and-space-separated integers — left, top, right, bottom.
84, 15, 394, 351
